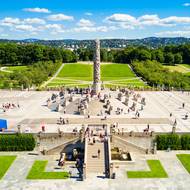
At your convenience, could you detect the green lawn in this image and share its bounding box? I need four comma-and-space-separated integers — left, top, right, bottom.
164, 64, 190, 73
58, 63, 92, 80
48, 63, 146, 88
127, 160, 168, 178
27, 160, 69, 180
177, 154, 190, 174
6, 66, 28, 72
101, 64, 135, 80
0, 156, 17, 179
183, 64, 190, 69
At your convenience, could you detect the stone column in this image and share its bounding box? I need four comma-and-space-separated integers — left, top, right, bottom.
93, 39, 101, 94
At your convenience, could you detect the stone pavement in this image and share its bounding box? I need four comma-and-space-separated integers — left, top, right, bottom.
0, 151, 190, 190
0, 90, 190, 133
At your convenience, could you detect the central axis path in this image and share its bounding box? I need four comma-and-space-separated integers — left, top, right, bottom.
86, 141, 105, 175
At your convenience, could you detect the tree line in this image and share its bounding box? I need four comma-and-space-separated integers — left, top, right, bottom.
0, 61, 61, 89
0, 43, 190, 66
132, 60, 190, 90
75, 45, 190, 65
0, 43, 77, 66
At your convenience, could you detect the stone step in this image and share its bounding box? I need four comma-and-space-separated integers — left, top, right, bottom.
86, 169, 104, 173
86, 141, 105, 174
87, 161, 104, 164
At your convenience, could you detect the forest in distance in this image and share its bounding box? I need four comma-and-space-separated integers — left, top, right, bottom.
0, 43, 190, 90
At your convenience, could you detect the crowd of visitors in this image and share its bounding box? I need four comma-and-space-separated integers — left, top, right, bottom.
0, 102, 20, 112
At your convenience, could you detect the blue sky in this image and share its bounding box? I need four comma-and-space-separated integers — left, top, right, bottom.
0, 0, 190, 39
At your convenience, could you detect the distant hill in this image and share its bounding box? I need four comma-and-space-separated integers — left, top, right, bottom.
0, 37, 190, 49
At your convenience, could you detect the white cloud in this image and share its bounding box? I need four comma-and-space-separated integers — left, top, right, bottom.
77, 19, 94, 27
0, 17, 21, 26
47, 14, 74, 21
23, 8, 51, 13
138, 14, 159, 21
14, 25, 37, 32
105, 14, 136, 23
85, 12, 93, 16
0, 17, 46, 27
156, 30, 190, 37
183, 3, 190, 6
69, 26, 116, 33
137, 14, 173, 27
23, 18, 46, 25
38, 24, 65, 34
105, 13, 190, 29
161, 16, 190, 24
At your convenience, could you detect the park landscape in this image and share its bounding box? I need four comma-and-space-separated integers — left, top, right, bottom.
0, 41, 190, 190
1, 0, 190, 190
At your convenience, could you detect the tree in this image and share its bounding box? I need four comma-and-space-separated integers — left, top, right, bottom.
61, 49, 77, 63
100, 49, 108, 62
174, 53, 183, 65
164, 53, 174, 65
49, 48, 62, 63
152, 50, 164, 63
137, 49, 151, 61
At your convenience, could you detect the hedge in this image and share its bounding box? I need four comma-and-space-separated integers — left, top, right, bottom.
156, 134, 190, 150
181, 135, 190, 150
0, 134, 35, 151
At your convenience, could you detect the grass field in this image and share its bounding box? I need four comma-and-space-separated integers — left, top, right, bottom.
58, 64, 92, 80
27, 160, 69, 180
164, 64, 190, 74
0, 66, 28, 73
127, 160, 168, 178
183, 64, 190, 69
101, 64, 135, 80
177, 154, 190, 174
0, 156, 16, 179
47, 63, 146, 88
6, 66, 28, 72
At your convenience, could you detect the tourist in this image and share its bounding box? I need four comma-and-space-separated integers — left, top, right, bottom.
182, 103, 185, 109
185, 113, 188, 120
98, 149, 100, 159
122, 128, 124, 135
173, 119, 177, 127
147, 124, 150, 130
41, 125, 45, 132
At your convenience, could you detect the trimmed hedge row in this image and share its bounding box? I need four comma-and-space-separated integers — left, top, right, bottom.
156, 134, 190, 150
0, 134, 35, 151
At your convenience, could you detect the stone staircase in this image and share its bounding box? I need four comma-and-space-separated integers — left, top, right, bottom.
86, 142, 105, 174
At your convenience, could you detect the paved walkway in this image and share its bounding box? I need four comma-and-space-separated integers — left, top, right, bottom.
41, 63, 65, 87
0, 90, 189, 133
0, 151, 190, 190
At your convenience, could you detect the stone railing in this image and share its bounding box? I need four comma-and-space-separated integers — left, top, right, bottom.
42, 137, 80, 155
107, 136, 113, 178
112, 135, 150, 154
83, 136, 88, 180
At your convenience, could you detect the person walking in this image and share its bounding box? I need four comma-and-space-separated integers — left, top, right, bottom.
98, 149, 100, 159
